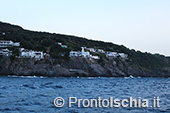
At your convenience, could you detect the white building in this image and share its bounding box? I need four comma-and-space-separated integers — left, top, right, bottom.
0, 40, 20, 47
20, 48, 44, 59
69, 51, 79, 57
0, 48, 12, 57
69, 47, 90, 58
98, 49, 105, 53
86, 48, 96, 53
86, 48, 105, 53
79, 47, 90, 57
106, 52, 128, 59
58, 43, 62, 45
61, 45, 68, 48
21, 51, 32, 58
90, 55, 100, 60
58, 42, 68, 48
69, 47, 100, 60
106, 52, 118, 58
118, 53, 128, 59
33, 52, 44, 59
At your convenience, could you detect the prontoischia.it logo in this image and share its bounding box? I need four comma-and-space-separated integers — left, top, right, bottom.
54, 97, 160, 108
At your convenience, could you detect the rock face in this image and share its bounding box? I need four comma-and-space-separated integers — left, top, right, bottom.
0, 58, 170, 77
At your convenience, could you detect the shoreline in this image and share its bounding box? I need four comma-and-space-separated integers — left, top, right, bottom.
1, 74, 169, 78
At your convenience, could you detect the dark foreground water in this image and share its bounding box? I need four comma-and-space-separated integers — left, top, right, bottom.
0, 76, 170, 113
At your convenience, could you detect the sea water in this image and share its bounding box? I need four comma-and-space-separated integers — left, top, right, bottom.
0, 76, 170, 113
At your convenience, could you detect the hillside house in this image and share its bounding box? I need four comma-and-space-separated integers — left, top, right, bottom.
80, 47, 90, 57
69, 51, 79, 57
106, 52, 128, 59
20, 48, 44, 60
61, 45, 68, 48
58, 43, 62, 45
69, 47, 100, 60
58, 42, 68, 48
97, 49, 105, 53
86, 48, 96, 53
0, 48, 12, 57
0, 40, 20, 48
69, 47, 90, 58
118, 53, 128, 59
86, 48, 105, 54
90, 56, 100, 60
106, 52, 118, 58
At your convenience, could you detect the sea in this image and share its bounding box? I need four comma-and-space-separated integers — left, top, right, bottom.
0, 76, 170, 113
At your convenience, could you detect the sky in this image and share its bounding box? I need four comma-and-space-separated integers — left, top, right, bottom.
1, 0, 170, 56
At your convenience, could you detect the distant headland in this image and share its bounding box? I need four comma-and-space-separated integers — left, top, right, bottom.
0, 21, 170, 77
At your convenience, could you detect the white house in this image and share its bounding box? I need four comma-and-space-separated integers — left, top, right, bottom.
69, 47, 90, 58
69, 51, 79, 57
106, 52, 118, 58
69, 47, 100, 60
86, 48, 96, 53
0, 40, 20, 47
20, 48, 44, 59
13, 42, 20, 46
79, 47, 90, 57
61, 45, 68, 48
34, 52, 44, 59
118, 53, 128, 59
21, 51, 32, 58
106, 52, 128, 59
90, 55, 100, 60
58, 42, 68, 48
58, 43, 62, 45
86, 48, 105, 54
0, 48, 12, 57
98, 49, 105, 53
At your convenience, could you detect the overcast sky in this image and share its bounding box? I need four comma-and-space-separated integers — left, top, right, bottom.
1, 0, 170, 56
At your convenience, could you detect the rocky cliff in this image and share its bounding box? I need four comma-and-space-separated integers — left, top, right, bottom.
0, 57, 170, 77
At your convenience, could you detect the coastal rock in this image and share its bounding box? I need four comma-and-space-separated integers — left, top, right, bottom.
0, 58, 170, 77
